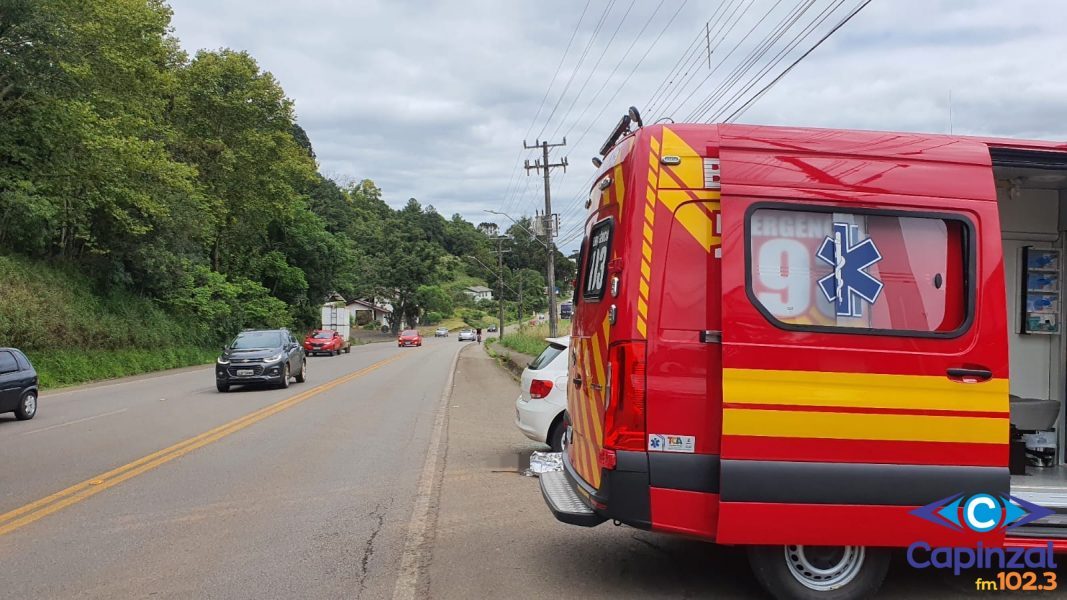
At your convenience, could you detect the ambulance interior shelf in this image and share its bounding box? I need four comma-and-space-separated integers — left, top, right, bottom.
1021, 247, 1061, 335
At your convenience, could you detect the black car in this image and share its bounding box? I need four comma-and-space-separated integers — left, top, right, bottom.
215, 329, 306, 393
0, 347, 38, 420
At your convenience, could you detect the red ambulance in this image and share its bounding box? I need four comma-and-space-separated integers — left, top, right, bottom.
540, 109, 1067, 599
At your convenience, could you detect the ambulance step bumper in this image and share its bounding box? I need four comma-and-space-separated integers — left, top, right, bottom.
540, 470, 606, 527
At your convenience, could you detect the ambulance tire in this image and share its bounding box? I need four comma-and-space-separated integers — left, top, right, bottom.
748, 545, 889, 600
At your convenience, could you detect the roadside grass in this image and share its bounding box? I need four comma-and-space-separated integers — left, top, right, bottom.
0, 254, 217, 388
31, 347, 218, 389
498, 323, 550, 357
417, 316, 467, 336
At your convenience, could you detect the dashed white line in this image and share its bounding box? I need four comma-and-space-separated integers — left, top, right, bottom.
20, 408, 129, 436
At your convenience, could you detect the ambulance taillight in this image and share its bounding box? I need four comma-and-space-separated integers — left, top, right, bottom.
602, 342, 647, 456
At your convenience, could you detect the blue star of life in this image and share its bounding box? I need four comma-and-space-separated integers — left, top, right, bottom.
816, 222, 884, 317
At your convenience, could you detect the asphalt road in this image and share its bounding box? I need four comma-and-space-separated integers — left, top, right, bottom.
0, 337, 1052, 599
0, 337, 464, 599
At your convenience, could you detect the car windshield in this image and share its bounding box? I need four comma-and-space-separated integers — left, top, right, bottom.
230, 331, 283, 349
313, 332, 333, 339
529, 342, 566, 370
402, 330, 418, 336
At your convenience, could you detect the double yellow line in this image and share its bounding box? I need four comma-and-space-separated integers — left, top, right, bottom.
0, 352, 407, 537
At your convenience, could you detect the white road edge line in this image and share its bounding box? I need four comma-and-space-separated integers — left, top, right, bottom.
20, 408, 129, 435
41, 368, 213, 398
392, 344, 462, 600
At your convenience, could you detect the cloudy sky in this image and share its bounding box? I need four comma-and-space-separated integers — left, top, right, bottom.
169, 0, 1067, 251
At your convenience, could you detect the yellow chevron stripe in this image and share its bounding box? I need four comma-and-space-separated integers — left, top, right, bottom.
660, 127, 704, 188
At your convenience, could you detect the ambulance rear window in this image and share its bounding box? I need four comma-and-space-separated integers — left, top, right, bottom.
746, 207, 971, 336
582, 218, 613, 301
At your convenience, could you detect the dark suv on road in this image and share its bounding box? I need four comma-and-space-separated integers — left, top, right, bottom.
0, 347, 38, 420
215, 329, 306, 393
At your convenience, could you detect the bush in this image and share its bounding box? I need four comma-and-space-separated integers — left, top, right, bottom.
499, 323, 551, 356
423, 311, 443, 324
30, 347, 217, 388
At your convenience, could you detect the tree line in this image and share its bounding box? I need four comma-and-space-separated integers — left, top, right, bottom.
0, 0, 575, 341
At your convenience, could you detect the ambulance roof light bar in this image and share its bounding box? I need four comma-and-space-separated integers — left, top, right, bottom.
597, 106, 644, 158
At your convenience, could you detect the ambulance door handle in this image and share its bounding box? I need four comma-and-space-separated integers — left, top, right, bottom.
573, 374, 583, 389
946, 367, 992, 383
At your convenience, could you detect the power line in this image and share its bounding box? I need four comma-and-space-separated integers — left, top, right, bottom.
701, 0, 848, 123
642, 32, 705, 116
648, 0, 747, 119
554, 0, 667, 144
702, 0, 843, 122
566, 0, 689, 152
500, 1, 592, 216
723, 0, 873, 122
683, 0, 813, 122
653, 0, 761, 121
535, 0, 616, 142
546, 0, 638, 143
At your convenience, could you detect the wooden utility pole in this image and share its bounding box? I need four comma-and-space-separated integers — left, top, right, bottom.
496, 236, 506, 340
523, 138, 567, 338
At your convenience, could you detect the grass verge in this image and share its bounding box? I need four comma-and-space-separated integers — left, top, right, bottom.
497, 323, 550, 357
30, 346, 217, 389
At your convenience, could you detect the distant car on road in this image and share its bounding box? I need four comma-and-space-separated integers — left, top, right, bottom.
0, 347, 38, 420
515, 337, 569, 451
487, 324, 498, 332
434, 327, 449, 337
398, 329, 422, 347
303, 329, 349, 356
216, 329, 306, 393
457, 329, 476, 342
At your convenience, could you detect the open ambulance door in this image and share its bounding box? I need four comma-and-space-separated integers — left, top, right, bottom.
714, 134, 1010, 550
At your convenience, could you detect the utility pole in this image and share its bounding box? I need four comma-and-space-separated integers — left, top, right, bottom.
496, 236, 506, 340
523, 137, 567, 338
517, 278, 523, 324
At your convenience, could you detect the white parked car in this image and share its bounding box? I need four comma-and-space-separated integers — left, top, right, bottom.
515, 336, 570, 451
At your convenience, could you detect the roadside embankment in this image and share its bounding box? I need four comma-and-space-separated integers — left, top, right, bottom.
484, 338, 536, 378
0, 255, 216, 388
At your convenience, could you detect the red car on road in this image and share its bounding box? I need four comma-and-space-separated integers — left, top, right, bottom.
397, 329, 422, 347
303, 330, 350, 356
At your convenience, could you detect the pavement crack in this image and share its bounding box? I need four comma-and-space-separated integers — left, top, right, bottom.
356, 502, 388, 598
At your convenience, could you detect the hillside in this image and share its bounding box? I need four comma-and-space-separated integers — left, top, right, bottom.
0, 255, 216, 387
0, 0, 575, 387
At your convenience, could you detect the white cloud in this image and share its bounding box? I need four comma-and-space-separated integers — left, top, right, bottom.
169, 0, 1067, 251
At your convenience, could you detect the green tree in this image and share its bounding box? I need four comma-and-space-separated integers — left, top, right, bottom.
415, 285, 453, 316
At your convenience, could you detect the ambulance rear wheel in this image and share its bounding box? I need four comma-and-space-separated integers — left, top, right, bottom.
748, 545, 889, 600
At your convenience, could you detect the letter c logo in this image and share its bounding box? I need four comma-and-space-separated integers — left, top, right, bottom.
965, 494, 1001, 532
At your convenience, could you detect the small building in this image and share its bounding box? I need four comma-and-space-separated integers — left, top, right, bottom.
464, 285, 494, 302
346, 299, 392, 327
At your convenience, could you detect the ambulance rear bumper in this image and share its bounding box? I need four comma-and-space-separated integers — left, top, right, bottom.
540, 470, 605, 527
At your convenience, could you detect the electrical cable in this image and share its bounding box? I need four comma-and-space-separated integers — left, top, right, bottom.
723, 0, 873, 122
703, 0, 846, 122
682, 0, 814, 122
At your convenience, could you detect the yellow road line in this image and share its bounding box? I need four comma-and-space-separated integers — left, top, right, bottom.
0, 352, 407, 537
